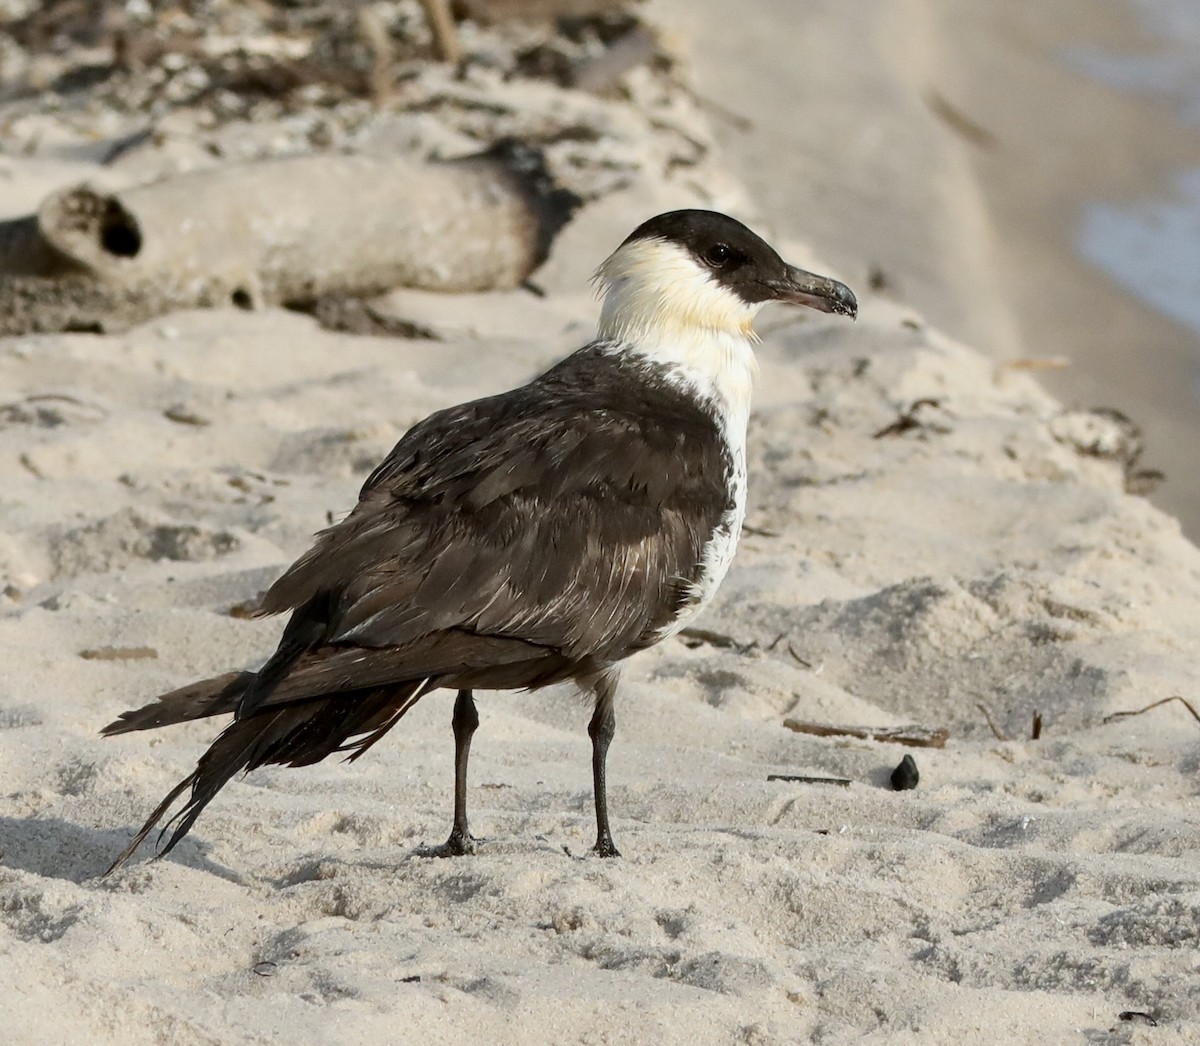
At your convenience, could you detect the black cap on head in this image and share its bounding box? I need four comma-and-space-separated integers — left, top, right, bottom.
623, 209, 857, 318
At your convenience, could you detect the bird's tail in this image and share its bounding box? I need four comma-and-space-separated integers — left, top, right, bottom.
102, 675, 430, 874
102, 671, 254, 735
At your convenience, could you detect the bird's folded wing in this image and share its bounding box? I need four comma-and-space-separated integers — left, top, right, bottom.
259, 379, 730, 668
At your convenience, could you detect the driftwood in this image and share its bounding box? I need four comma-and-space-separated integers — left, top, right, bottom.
0, 140, 579, 335
783, 718, 950, 749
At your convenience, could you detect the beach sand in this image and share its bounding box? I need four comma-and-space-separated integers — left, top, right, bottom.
2, 2, 1198, 1043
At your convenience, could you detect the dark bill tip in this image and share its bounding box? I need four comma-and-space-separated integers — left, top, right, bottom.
771, 264, 858, 319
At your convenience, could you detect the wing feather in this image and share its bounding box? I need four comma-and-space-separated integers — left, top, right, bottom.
258, 347, 731, 687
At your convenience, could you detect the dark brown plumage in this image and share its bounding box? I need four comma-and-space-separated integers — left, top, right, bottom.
103, 347, 731, 869
103, 209, 856, 872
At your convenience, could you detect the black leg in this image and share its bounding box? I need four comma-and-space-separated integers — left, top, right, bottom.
587, 671, 620, 858
443, 689, 479, 856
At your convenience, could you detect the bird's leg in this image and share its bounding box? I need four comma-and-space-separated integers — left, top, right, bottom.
587, 670, 621, 858
443, 689, 479, 856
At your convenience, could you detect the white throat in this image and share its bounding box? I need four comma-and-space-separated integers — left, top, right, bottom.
593, 238, 761, 433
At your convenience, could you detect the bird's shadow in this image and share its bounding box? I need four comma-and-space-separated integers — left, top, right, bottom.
268, 834, 579, 889
0, 815, 236, 885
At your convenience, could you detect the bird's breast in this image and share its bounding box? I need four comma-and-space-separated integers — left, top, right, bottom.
654, 419, 747, 642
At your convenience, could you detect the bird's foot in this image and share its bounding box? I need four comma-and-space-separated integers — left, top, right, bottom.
437, 827, 477, 857
592, 834, 621, 859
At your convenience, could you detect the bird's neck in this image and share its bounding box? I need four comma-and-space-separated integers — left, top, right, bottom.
596, 318, 758, 441
593, 240, 761, 434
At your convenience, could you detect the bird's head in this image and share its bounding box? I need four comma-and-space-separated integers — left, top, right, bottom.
593, 209, 857, 347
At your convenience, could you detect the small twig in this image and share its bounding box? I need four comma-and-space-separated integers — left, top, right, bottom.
678, 627, 757, 655
767, 774, 851, 787
999, 356, 1070, 372
18, 452, 44, 478
164, 404, 211, 427
783, 719, 949, 749
1031, 710, 1043, 740
742, 523, 780, 537
872, 398, 950, 439
1103, 695, 1200, 727
786, 642, 812, 668
976, 702, 1009, 742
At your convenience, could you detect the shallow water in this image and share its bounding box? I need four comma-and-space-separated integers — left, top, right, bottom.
1067, 0, 1200, 343
1078, 167, 1200, 340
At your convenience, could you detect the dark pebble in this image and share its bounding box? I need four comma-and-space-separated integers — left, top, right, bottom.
891, 753, 919, 790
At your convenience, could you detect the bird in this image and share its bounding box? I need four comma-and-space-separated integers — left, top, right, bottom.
102, 209, 857, 872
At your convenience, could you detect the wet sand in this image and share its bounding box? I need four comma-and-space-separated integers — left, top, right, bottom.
934, 0, 1200, 533
664, 0, 1200, 534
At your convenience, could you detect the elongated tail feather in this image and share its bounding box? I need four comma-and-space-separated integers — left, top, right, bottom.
101, 671, 253, 736
104, 773, 197, 875
104, 680, 430, 873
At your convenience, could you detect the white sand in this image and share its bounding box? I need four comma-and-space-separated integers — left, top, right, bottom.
2, 3, 1199, 1044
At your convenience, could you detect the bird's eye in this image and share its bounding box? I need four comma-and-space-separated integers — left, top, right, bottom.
705, 243, 733, 267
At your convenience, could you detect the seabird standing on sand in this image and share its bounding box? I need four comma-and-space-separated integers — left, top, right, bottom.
103, 209, 857, 871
